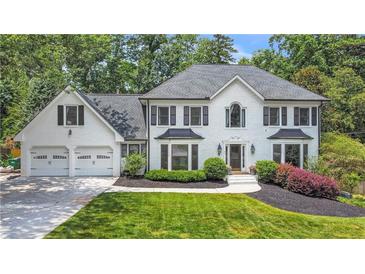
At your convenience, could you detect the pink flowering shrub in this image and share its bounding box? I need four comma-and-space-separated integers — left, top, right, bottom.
287, 168, 340, 199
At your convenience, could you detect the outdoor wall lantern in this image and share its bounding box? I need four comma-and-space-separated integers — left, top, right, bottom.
68, 129, 72, 136
250, 144, 255, 154
217, 143, 222, 156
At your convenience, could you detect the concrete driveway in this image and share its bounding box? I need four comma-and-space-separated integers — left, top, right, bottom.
0, 176, 116, 239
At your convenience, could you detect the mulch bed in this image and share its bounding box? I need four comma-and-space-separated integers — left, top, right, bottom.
248, 183, 365, 217
114, 176, 228, 189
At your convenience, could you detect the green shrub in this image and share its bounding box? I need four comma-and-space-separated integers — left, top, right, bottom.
145, 169, 207, 182
341, 172, 361, 193
203, 157, 227, 180
317, 133, 365, 192
256, 160, 278, 183
125, 153, 146, 177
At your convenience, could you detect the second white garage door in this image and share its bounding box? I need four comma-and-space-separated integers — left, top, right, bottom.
75, 147, 113, 176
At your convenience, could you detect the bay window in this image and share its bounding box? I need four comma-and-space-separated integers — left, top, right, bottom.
172, 144, 189, 170
272, 143, 309, 167
160, 144, 199, 170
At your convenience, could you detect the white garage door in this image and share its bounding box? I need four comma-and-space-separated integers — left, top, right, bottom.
75, 147, 113, 176
30, 147, 69, 176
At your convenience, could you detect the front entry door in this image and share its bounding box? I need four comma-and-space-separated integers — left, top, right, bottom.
230, 144, 241, 171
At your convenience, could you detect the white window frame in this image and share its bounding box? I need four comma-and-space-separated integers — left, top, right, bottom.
225, 103, 247, 129
64, 105, 79, 127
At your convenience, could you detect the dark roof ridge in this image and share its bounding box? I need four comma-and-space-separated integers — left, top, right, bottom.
191, 63, 253, 66
81, 92, 143, 96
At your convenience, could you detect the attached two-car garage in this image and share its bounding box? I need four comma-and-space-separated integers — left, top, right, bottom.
30, 146, 113, 177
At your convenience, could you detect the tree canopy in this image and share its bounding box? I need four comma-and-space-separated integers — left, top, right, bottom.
1, 34, 364, 142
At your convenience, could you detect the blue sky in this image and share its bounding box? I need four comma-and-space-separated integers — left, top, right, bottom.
202, 34, 271, 61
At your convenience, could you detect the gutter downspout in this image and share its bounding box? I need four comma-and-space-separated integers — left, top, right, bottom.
147, 99, 150, 171
318, 101, 323, 155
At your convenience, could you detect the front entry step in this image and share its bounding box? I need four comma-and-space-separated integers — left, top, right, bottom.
227, 175, 258, 185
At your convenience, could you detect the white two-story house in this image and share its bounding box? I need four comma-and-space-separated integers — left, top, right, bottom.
15, 64, 328, 177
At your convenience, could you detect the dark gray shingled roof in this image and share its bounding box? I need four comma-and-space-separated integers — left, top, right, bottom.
267, 129, 313, 139
142, 64, 328, 101
79, 92, 147, 140
155, 128, 204, 139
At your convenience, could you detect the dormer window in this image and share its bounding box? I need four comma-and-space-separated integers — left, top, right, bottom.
225, 103, 246, 128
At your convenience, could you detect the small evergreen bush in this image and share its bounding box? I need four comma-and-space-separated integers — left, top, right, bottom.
125, 153, 146, 177
203, 157, 227, 180
256, 160, 278, 183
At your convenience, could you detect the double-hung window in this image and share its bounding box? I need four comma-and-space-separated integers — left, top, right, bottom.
190, 107, 202, 126
294, 107, 310, 126
66, 106, 78, 125
263, 107, 280, 126
158, 107, 169, 125
184, 106, 207, 126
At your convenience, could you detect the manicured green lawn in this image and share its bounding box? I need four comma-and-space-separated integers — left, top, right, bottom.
45, 192, 365, 239
338, 195, 365, 209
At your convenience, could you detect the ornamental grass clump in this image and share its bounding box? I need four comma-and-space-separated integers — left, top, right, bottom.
287, 168, 340, 200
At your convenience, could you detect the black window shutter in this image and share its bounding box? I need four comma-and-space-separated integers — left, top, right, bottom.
294, 107, 299, 126
203, 106, 209, 126
170, 106, 176, 125
281, 107, 287, 126
225, 108, 229, 127
242, 109, 246, 127
311, 107, 317, 126
263, 107, 269, 126
78, 105, 84, 125
151, 106, 157, 125
57, 105, 64, 125
184, 106, 189, 126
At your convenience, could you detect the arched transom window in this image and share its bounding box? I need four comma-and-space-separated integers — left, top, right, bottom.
225, 103, 246, 128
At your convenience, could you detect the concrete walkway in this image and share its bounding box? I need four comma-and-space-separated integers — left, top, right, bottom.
107, 174, 261, 194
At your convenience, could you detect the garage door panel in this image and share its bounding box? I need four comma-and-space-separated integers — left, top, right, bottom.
75, 147, 113, 176
30, 147, 69, 176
